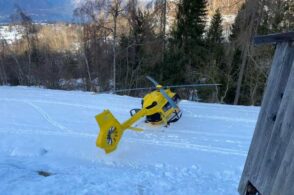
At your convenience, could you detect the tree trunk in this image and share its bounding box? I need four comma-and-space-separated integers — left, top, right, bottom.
83, 51, 92, 91
0, 61, 7, 85
234, 44, 248, 105
113, 14, 117, 93
162, 0, 167, 62
233, 0, 265, 105
0, 42, 7, 85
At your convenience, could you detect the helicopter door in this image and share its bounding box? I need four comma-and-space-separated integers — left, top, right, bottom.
146, 113, 162, 123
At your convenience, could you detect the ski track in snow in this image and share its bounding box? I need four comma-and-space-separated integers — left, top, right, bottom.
189, 113, 256, 123
0, 86, 259, 194
24, 101, 70, 132
0, 98, 99, 110
1, 98, 71, 132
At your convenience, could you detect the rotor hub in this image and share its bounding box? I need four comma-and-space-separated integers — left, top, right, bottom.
106, 126, 118, 145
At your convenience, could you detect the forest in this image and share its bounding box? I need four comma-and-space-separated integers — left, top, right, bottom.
0, 0, 293, 105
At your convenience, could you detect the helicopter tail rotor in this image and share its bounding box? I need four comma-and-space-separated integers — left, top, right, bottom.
95, 110, 124, 153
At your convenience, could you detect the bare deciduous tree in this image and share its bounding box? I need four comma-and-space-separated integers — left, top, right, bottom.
108, 0, 125, 92
233, 0, 266, 105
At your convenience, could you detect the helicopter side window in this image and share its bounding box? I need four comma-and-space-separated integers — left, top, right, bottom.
146, 101, 157, 109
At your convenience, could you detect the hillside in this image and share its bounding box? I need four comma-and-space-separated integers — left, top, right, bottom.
207, 0, 244, 15
0, 0, 244, 23
0, 86, 259, 194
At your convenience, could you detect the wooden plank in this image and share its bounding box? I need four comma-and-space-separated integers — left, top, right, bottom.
278, 137, 294, 195
271, 83, 294, 195
254, 32, 294, 45
238, 42, 291, 194
257, 46, 294, 194
249, 42, 293, 192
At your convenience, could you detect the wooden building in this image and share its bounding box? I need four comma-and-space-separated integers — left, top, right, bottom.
239, 32, 294, 195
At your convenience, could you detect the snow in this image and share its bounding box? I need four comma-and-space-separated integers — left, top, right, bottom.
0, 26, 23, 44
0, 86, 259, 194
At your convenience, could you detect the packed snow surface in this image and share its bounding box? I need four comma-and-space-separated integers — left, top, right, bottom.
0, 86, 259, 194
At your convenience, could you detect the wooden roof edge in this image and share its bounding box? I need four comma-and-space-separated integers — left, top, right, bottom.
254, 32, 294, 45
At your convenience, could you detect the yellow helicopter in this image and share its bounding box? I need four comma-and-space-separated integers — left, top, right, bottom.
95, 76, 219, 153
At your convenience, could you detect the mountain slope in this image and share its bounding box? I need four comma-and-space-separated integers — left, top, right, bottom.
0, 0, 74, 23
0, 86, 258, 194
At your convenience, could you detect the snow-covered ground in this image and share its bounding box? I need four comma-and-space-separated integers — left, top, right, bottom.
0, 86, 259, 194
0, 26, 23, 44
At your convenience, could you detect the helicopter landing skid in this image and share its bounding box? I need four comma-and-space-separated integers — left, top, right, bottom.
166, 110, 182, 126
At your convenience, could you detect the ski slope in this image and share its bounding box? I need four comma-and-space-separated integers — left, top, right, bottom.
0, 86, 259, 195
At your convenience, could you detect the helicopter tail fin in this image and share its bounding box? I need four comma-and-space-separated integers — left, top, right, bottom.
95, 110, 124, 153
96, 107, 147, 153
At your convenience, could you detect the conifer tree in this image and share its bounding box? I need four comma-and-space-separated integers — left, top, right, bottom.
207, 9, 222, 43
206, 9, 223, 63
205, 9, 224, 102
163, 0, 208, 84
172, 0, 207, 64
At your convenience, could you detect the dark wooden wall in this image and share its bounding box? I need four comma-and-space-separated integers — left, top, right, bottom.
239, 32, 294, 195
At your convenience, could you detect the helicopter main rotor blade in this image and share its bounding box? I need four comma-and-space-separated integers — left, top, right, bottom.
114, 76, 160, 93
98, 83, 221, 94
159, 88, 178, 109
165, 84, 221, 89
146, 76, 159, 87
114, 87, 156, 93
146, 76, 177, 108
